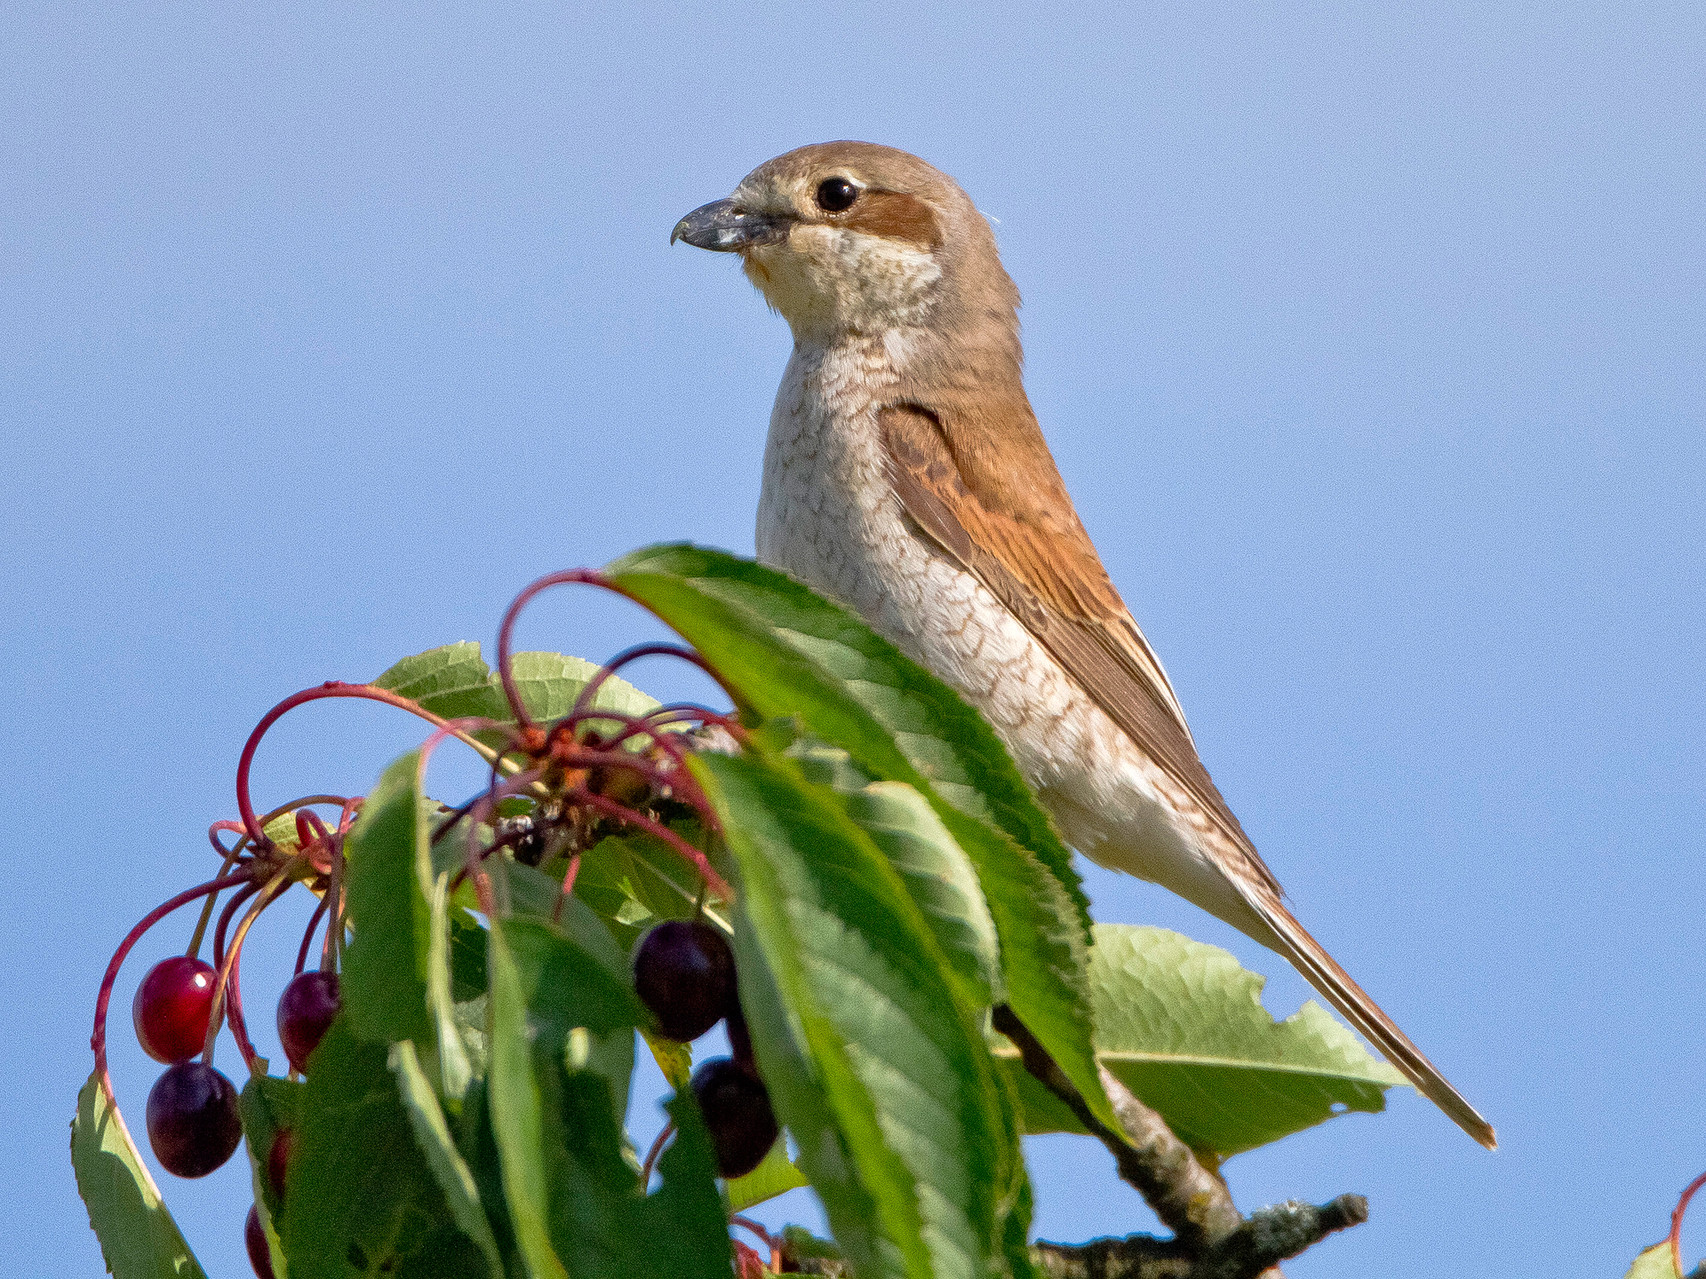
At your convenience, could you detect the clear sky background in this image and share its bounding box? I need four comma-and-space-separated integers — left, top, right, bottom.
4, 3, 1702, 1275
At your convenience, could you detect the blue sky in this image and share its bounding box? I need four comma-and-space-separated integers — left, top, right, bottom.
4, 3, 1702, 1274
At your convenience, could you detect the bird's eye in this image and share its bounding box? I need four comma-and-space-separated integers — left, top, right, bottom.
815, 177, 859, 213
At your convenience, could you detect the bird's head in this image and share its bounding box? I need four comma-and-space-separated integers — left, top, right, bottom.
672, 141, 1018, 348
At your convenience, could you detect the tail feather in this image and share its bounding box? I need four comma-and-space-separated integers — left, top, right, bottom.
1249, 894, 1497, 1149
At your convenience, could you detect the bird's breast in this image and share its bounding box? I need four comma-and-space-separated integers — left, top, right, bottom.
756, 338, 1117, 792
751, 336, 1260, 927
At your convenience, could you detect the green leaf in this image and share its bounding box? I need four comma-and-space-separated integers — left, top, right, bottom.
283, 1020, 489, 1278
1627, 1243, 1682, 1279
371, 642, 661, 731
238, 1073, 302, 1221
603, 544, 1116, 1134
341, 752, 435, 1054
694, 748, 1017, 1279
639, 1091, 737, 1279
640, 1029, 693, 1093
485, 916, 730, 1279
428, 874, 476, 1101
604, 545, 1084, 920
447, 907, 489, 1002
71, 1071, 207, 1279
995, 924, 1407, 1157
574, 833, 715, 947
372, 642, 510, 721
389, 1041, 503, 1278
501, 861, 633, 989
500, 914, 640, 1117
790, 742, 1000, 1009
235, 1077, 294, 1279
725, 1139, 810, 1213
507, 650, 659, 726
485, 917, 569, 1279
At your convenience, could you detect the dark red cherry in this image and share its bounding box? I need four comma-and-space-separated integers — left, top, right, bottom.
266, 1128, 293, 1199
146, 1061, 242, 1177
245, 1204, 276, 1278
633, 920, 736, 1042
277, 970, 339, 1073
132, 956, 218, 1064
692, 1057, 778, 1179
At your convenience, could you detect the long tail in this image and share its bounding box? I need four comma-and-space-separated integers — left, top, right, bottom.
1248, 894, 1497, 1149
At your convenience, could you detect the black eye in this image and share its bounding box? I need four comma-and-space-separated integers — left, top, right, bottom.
815, 177, 859, 213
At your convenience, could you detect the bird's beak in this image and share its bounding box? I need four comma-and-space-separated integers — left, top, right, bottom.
670, 199, 791, 252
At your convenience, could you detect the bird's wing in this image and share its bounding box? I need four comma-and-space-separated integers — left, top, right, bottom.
877, 402, 1280, 898
879, 403, 1499, 1150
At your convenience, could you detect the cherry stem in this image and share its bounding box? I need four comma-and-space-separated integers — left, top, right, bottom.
730, 1216, 781, 1270
235, 682, 500, 847
213, 882, 260, 975
188, 837, 247, 960
296, 895, 330, 976
187, 796, 349, 959
90, 873, 248, 1104
327, 797, 358, 972
205, 866, 293, 1071
568, 787, 730, 901
552, 854, 582, 924
494, 569, 742, 735
570, 641, 724, 722
641, 1121, 675, 1188
1671, 1170, 1706, 1277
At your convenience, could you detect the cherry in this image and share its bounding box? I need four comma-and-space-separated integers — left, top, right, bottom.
266, 1128, 293, 1199
245, 1204, 276, 1279
633, 920, 736, 1042
132, 955, 218, 1064
146, 1061, 242, 1178
277, 970, 339, 1073
691, 1057, 778, 1179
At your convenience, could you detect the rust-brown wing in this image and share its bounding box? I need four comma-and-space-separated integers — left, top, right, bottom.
878, 403, 1279, 897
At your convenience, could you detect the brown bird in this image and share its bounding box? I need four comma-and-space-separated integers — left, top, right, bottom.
672, 141, 1495, 1149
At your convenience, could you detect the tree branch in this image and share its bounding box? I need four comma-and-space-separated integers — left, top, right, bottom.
991, 1007, 1239, 1249
1027, 1195, 1368, 1279
783, 1196, 1366, 1279
983, 1005, 1368, 1279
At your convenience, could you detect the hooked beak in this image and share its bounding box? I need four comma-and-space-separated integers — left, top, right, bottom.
670, 199, 791, 252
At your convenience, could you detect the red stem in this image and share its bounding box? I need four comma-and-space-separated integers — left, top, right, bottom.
1672, 1170, 1706, 1277
568, 788, 731, 900
570, 641, 724, 721
730, 1216, 781, 1270
495, 569, 611, 731
493, 569, 741, 733
235, 682, 495, 846
223, 932, 254, 1068
90, 873, 249, 1102
296, 895, 330, 975
206, 872, 291, 1071
641, 1121, 675, 1187
213, 882, 260, 973
552, 854, 582, 924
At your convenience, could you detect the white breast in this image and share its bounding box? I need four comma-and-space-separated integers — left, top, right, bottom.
753, 337, 1264, 934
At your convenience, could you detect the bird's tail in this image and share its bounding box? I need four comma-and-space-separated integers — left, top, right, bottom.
1248, 894, 1497, 1149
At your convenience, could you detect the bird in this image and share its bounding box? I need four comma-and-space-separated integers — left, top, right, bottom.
671, 140, 1494, 1149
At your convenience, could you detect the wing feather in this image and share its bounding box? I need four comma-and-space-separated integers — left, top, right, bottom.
878, 403, 1280, 897
878, 403, 1497, 1149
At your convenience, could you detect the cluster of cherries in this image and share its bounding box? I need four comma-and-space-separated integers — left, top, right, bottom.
90, 568, 780, 1277
133, 956, 337, 1182
633, 919, 779, 1180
